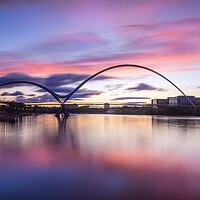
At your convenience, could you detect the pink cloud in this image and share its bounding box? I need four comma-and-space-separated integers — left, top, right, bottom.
1, 50, 200, 78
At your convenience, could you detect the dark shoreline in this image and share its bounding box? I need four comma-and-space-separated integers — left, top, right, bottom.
1, 106, 200, 122
0, 113, 35, 122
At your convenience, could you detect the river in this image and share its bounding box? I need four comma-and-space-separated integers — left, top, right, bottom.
0, 114, 200, 200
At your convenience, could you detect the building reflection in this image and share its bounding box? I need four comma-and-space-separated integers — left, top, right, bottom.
152, 116, 200, 135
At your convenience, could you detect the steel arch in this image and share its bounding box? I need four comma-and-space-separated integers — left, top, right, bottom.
0, 81, 62, 104
0, 64, 196, 118
63, 64, 195, 107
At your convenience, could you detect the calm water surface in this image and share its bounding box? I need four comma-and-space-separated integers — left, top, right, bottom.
0, 114, 200, 200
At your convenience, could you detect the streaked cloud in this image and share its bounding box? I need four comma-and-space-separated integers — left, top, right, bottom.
16, 93, 55, 103
15, 89, 103, 103
0, 72, 110, 101
1, 91, 24, 96
106, 84, 124, 91
127, 83, 166, 91
26, 32, 107, 61
113, 97, 150, 100
0, 72, 113, 88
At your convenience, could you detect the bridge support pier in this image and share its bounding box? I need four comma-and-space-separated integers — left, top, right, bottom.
55, 103, 70, 118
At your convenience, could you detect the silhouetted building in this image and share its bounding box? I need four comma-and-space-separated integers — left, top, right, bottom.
168, 96, 195, 106
194, 98, 200, 106
151, 99, 169, 108
168, 97, 178, 106
104, 103, 110, 109
152, 96, 199, 107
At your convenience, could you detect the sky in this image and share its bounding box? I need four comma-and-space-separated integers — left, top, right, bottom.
0, 0, 200, 103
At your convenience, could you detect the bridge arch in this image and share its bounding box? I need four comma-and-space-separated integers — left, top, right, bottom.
0, 81, 63, 104
64, 64, 195, 107
0, 64, 195, 109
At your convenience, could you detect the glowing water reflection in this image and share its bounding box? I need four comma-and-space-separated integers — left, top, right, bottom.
0, 114, 200, 199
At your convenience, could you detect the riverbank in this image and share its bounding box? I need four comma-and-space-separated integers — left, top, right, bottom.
113, 106, 200, 116
0, 112, 34, 122
1, 106, 200, 122
68, 106, 200, 116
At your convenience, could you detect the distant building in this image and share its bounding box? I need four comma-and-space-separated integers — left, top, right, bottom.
104, 103, 110, 109
194, 98, 200, 106
152, 95, 199, 107
151, 99, 169, 108
168, 97, 178, 106
168, 96, 195, 106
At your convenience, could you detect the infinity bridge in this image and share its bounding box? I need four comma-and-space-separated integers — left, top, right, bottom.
0, 64, 195, 117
